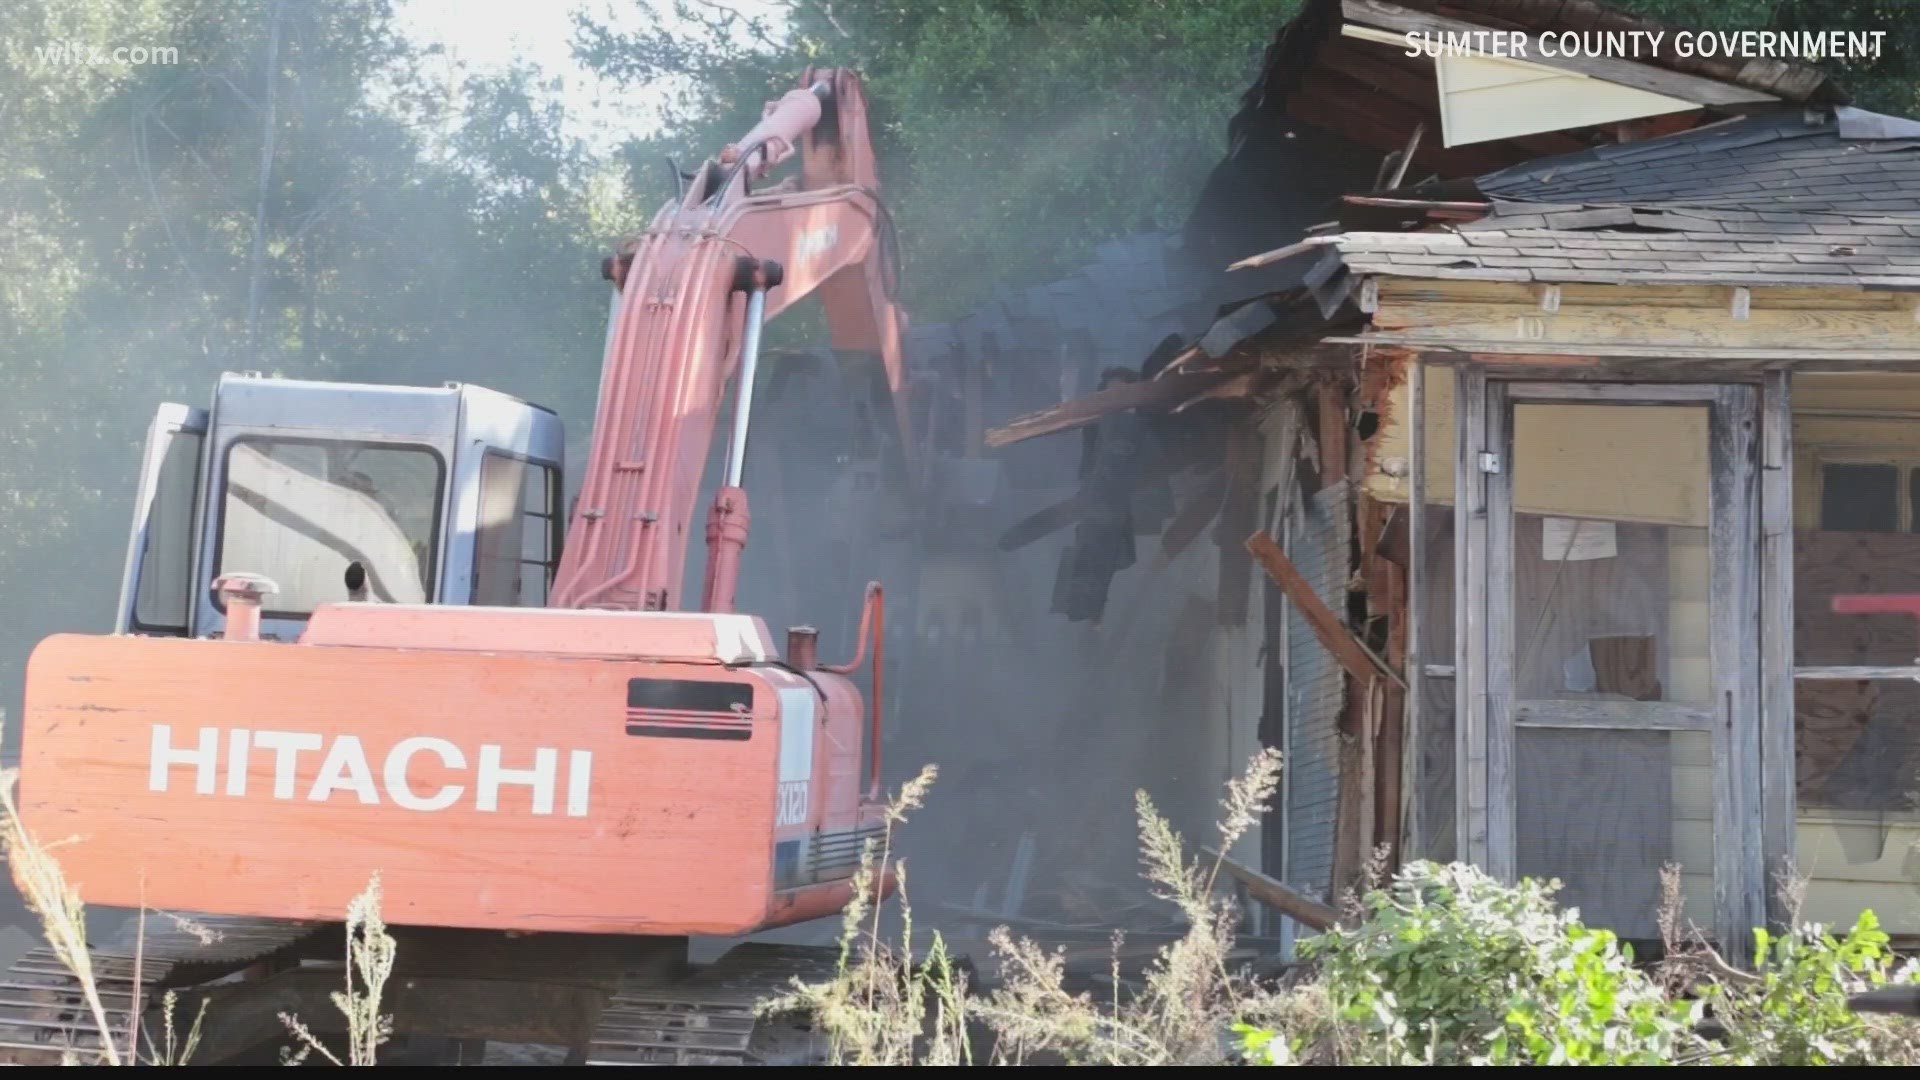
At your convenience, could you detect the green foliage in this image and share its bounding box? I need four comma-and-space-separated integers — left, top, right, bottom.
1233, 1021, 1296, 1066
1708, 910, 1920, 1066
577, 0, 1289, 322
1620, 0, 1920, 118
0, 0, 620, 712
1297, 861, 1703, 1066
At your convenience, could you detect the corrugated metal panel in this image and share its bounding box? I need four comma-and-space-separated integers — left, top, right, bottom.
1284, 479, 1350, 901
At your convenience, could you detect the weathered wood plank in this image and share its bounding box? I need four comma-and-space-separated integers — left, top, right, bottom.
1246, 532, 1389, 689
1506, 381, 1720, 403
1709, 383, 1765, 961
1333, 681, 1377, 904
1794, 665, 1920, 681
1341, 0, 1781, 106
1378, 279, 1909, 311
1758, 371, 1796, 931
1325, 335, 1920, 365
1343, 194, 1490, 213
1456, 365, 1489, 869
1318, 384, 1350, 487
1201, 846, 1341, 931
1287, 88, 1515, 176
1405, 359, 1428, 859
1229, 235, 1337, 273
1369, 300, 1920, 353
1483, 380, 1515, 881
983, 371, 1225, 448
1378, 562, 1409, 862
1513, 699, 1714, 731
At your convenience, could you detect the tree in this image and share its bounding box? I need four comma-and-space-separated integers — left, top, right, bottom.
0, 0, 616, 720
575, 0, 1288, 322
577, 0, 1920, 326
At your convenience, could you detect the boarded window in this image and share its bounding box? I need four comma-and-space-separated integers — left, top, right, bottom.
1797, 400, 1920, 816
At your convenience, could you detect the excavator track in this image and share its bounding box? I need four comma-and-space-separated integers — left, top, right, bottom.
0, 913, 326, 1065
583, 942, 842, 1066
0, 918, 841, 1066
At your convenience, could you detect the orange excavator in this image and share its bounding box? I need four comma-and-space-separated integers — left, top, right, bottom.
1, 68, 914, 1065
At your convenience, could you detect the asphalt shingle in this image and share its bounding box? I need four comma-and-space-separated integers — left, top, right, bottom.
1476, 113, 1920, 217
1333, 207, 1920, 289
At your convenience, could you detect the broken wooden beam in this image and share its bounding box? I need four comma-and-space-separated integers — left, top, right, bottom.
998, 492, 1091, 552
1201, 846, 1340, 931
1150, 343, 1207, 380
1341, 194, 1488, 212
983, 371, 1222, 449
1227, 234, 1338, 273
1151, 472, 1227, 570
1174, 369, 1261, 413
1246, 531, 1404, 690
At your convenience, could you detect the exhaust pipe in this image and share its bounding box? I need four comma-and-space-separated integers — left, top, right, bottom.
214, 573, 278, 641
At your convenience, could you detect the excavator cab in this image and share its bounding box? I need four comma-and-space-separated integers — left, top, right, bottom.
117, 370, 565, 643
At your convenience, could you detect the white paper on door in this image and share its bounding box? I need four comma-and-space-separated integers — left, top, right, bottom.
1541, 516, 1617, 561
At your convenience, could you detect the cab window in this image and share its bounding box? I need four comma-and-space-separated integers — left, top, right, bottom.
131, 426, 203, 633
217, 438, 444, 616
472, 452, 559, 607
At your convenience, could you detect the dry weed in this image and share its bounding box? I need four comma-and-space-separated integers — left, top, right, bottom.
763, 764, 972, 1065
142, 991, 208, 1066
976, 747, 1287, 1066
280, 872, 395, 1065
773, 749, 1291, 1066
0, 727, 120, 1065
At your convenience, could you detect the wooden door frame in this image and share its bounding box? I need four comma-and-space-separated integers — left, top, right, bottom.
1453, 375, 1778, 952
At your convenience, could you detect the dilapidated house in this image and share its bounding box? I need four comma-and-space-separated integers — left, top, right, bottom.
917, 0, 1920, 957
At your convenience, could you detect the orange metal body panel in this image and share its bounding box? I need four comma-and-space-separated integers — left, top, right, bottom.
18, 629, 883, 936
299, 603, 777, 661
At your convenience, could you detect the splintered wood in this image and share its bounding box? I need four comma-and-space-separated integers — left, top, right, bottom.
1201, 846, 1340, 931
1245, 531, 1398, 690
983, 372, 1222, 448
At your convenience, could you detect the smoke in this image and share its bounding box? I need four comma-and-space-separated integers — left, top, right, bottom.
0, 1, 1281, 969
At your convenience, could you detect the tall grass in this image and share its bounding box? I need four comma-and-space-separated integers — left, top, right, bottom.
280, 873, 396, 1066
0, 739, 120, 1065
766, 747, 1293, 1066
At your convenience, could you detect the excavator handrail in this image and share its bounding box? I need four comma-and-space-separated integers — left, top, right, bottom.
822, 581, 885, 800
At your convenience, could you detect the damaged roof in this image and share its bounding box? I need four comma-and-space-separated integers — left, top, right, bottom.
1478, 109, 1920, 215
1356, 0, 1842, 106
1328, 205, 1920, 289
1273, 106, 1920, 292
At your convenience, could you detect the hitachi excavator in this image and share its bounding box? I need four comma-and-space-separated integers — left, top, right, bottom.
0, 68, 915, 1066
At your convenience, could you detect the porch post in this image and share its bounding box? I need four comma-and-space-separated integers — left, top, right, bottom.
1758, 370, 1796, 930
1454, 365, 1491, 870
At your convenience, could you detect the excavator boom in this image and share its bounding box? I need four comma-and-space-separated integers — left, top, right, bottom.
554, 67, 913, 614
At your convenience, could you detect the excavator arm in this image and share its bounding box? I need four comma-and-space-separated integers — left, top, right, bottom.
553, 68, 914, 614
